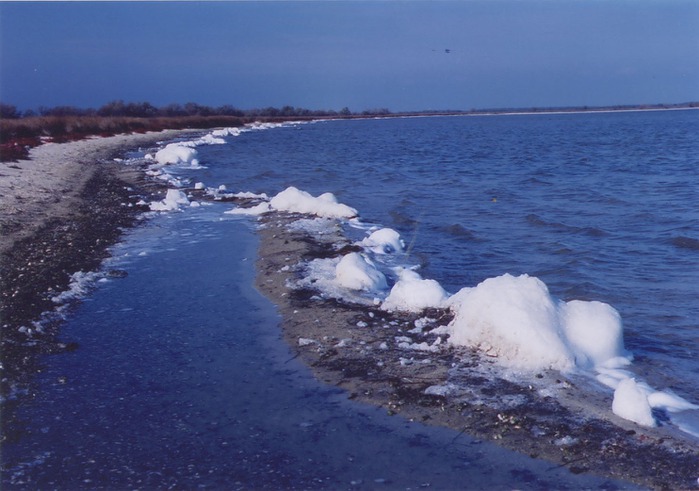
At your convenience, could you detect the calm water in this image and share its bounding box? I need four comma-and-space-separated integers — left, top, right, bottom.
193, 110, 698, 399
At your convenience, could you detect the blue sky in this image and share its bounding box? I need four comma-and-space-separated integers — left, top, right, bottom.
1, 1, 698, 112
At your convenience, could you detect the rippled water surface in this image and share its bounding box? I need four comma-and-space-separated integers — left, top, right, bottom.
195, 110, 698, 398
4, 109, 697, 489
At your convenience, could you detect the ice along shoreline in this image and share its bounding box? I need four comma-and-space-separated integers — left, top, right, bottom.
2, 124, 698, 489
248, 207, 698, 491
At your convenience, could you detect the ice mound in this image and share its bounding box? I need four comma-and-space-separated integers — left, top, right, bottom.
446, 273, 629, 372
150, 189, 190, 211
382, 268, 449, 313
562, 300, 626, 370
269, 187, 358, 219
360, 228, 405, 254
154, 143, 199, 166
612, 378, 657, 427
335, 252, 388, 291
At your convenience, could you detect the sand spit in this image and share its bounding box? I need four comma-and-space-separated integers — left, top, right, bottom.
254, 212, 699, 491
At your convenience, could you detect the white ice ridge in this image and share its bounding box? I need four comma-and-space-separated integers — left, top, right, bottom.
149, 189, 190, 211
253, 189, 699, 433
445, 274, 629, 373
226, 186, 358, 219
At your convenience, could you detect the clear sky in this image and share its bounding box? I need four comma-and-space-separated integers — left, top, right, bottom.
1, 1, 698, 112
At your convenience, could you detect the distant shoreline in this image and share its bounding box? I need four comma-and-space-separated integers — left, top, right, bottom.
2, 102, 696, 162
384, 103, 699, 120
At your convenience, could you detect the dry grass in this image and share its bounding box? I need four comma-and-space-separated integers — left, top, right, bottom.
0, 115, 256, 161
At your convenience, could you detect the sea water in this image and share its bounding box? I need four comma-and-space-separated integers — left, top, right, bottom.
3, 109, 697, 487
188, 110, 698, 401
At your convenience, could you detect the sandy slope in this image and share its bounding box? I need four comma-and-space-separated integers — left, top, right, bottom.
0, 131, 190, 256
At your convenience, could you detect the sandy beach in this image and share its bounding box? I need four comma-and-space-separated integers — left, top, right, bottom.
1, 134, 698, 490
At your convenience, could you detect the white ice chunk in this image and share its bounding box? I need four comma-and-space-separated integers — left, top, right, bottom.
446, 273, 630, 373
360, 228, 405, 254
381, 268, 448, 313
612, 378, 657, 427
446, 274, 574, 371
154, 143, 199, 166
149, 189, 190, 211
562, 300, 628, 370
335, 253, 388, 292
269, 187, 358, 219
232, 191, 269, 199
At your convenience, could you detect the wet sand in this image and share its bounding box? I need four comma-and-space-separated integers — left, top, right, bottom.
1, 134, 697, 489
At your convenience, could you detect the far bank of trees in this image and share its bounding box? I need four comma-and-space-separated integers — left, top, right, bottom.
0, 100, 391, 120
0, 101, 392, 161
2, 98, 698, 161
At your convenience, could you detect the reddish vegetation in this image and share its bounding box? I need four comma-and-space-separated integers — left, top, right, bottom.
0, 115, 252, 161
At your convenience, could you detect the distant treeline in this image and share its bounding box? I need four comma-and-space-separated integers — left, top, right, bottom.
1, 99, 697, 162
0, 100, 390, 120
0, 101, 391, 161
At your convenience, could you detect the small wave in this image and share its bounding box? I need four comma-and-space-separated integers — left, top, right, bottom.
580, 227, 608, 238
670, 236, 699, 251
526, 214, 607, 237
438, 223, 480, 241
389, 209, 420, 227
521, 176, 552, 186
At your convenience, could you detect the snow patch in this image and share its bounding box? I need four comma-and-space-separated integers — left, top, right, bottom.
269, 187, 358, 219
360, 228, 405, 254
612, 378, 657, 427
150, 189, 190, 211
381, 268, 449, 313
335, 253, 388, 292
